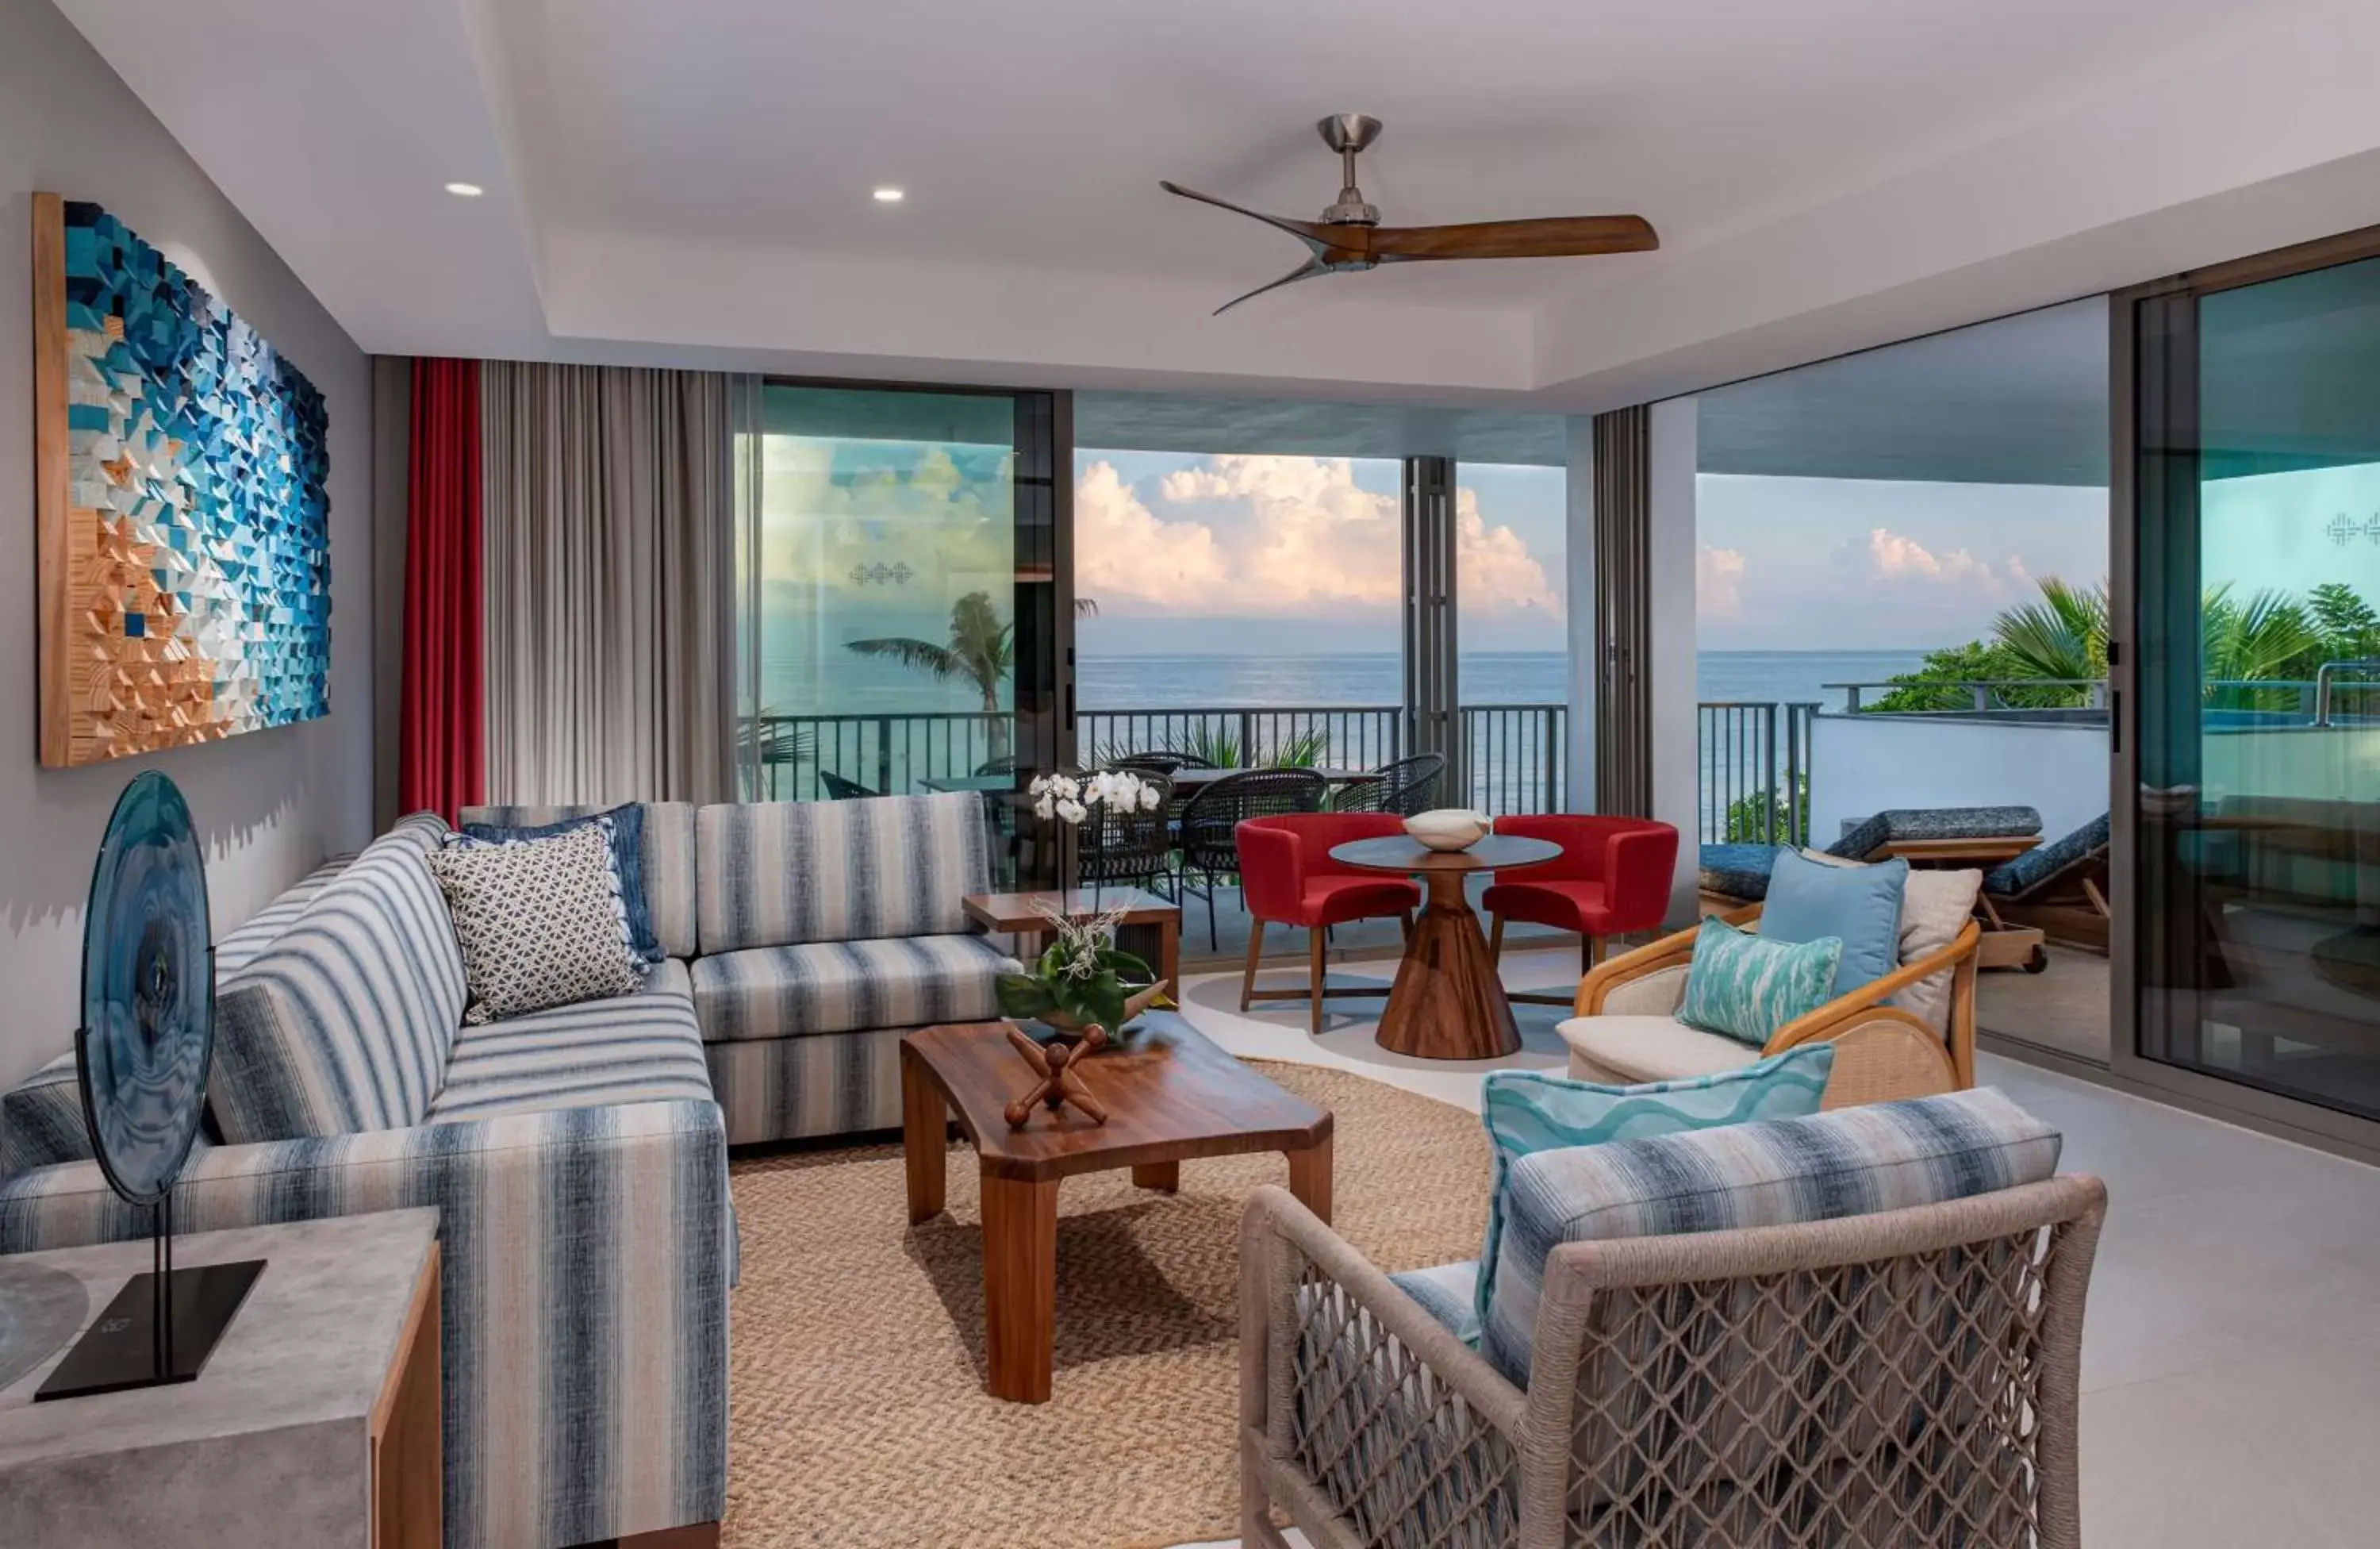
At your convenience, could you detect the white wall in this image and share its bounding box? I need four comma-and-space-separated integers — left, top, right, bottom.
1648, 398, 1701, 923
0, 0, 373, 1098
1810, 716, 2109, 845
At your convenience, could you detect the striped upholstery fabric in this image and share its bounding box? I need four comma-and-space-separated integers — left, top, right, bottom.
690, 935, 1015, 1043
387, 809, 452, 851
0, 1053, 86, 1176
704, 1031, 908, 1144
0, 1099, 730, 1548
462, 803, 699, 959
1483, 1088, 2061, 1383
696, 794, 989, 953
1, 851, 360, 1175
428, 972, 712, 1122
209, 831, 467, 1143
1387, 1259, 1483, 1346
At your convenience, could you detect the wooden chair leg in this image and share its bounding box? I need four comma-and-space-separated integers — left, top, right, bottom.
1308, 928, 1326, 1037
1399, 909, 1414, 941
1488, 913, 1505, 963
1239, 921, 1265, 1012
1583, 934, 1605, 975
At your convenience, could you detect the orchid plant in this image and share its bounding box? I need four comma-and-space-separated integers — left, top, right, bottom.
1029, 769, 1163, 824
996, 897, 1173, 1039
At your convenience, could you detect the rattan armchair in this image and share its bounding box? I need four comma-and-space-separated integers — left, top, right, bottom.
1563, 903, 1980, 1108
1239, 1174, 2106, 1549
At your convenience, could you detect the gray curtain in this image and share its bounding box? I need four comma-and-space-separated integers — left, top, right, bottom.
482, 362, 738, 805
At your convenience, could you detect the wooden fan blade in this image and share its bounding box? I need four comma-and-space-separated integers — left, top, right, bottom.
1366, 215, 1658, 261
1212, 257, 1330, 315
1160, 182, 1333, 256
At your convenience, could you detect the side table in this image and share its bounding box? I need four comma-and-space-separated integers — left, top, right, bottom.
963, 886, 1181, 990
0, 1209, 442, 1549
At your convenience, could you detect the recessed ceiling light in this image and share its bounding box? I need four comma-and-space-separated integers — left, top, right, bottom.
872, 186, 905, 204
444, 182, 485, 198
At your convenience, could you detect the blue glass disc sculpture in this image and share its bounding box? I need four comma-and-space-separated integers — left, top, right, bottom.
38, 772, 263, 1401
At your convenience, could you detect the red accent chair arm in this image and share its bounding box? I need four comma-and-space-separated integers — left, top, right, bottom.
1602, 821, 1681, 933
1234, 818, 1306, 923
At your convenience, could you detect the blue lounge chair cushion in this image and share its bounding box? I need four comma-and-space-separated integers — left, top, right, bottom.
1699, 841, 1783, 901
1829, 805, 2042, 861
1984, 813, 2110, 897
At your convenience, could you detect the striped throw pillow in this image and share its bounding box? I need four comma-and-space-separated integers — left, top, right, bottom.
1482, 1087, 2062, 1384
1676, 916, 1842, 1045
1468, 1045, 1835, 1332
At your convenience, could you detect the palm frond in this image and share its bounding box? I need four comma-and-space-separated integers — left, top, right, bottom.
845, 636, 965, 681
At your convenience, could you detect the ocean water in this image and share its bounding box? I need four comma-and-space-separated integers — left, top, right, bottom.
1077, 648, 1930, 713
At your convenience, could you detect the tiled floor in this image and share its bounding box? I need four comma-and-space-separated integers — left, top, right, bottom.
1168, 941, 2380, 1549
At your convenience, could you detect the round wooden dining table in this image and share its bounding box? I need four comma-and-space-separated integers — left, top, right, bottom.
1328, 832, 1562, 1060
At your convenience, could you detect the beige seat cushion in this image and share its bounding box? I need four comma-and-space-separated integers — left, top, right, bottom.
1556, 1014, 1766, 1086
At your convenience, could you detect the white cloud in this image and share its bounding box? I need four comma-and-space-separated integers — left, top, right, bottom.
1865, 527, 2003, 590
1698, 544, 1747, 619
1078, 455, 1559, 618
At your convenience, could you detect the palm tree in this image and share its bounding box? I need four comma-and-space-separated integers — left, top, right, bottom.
846, 591, 1015, 758
1990, 577, 2108, 687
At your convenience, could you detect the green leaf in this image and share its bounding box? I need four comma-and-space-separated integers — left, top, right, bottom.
996, 974, 1058, 1020
1106, 948, 1155, 982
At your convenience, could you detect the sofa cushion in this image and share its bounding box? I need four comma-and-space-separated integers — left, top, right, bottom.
214, 852, 358, 978
462, 802, 699, 959
1388, 1259, 1484, 1346
428, 824, 647, 1025
1676, 917, 1842, 1045
696, 794, 989, 953
691, 934, 1016, 1042
1474, 1048, 1835, 1328
426, 974, 712, 1121
1802, 850, 1982, 1032
0, 1053, 86, 1176
1559, 1013, 1772, 1086
462, 803, 663, 965
1482, 1088, 2062, 1385
209, 831, 468, 1143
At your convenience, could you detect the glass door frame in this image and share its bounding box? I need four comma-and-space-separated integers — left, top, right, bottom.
748, 374, 1075, 886
2109, 221, 2380, 1159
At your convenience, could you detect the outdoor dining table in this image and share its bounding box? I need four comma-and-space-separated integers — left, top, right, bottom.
1327, 832, 1562, 1060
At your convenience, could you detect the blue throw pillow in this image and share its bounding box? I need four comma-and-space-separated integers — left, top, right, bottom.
1676, 917, 1842, 1045
462, 802, 662, 965
1760, 848, 1907, 996
1471, 1045, 1836, 1332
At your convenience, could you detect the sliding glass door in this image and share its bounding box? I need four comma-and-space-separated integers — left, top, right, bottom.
735, 382, 1069, 882
2125, 243, 2380, 1128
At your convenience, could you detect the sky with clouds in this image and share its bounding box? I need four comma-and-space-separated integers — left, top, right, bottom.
1073, 451, 2109, 657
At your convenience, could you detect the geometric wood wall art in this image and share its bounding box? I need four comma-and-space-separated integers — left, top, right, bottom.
33, 193, 331, 768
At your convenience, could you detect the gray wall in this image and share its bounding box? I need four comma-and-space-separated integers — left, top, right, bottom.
0, 0, 373, 1097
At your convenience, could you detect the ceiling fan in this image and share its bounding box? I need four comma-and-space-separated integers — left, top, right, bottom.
1161, 113, 1658, 314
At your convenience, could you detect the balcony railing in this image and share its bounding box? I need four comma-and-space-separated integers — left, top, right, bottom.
1699, 701, 1819, 846
739, 703, 1570, 813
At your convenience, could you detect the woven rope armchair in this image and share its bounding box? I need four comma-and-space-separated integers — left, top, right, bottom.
1239, 1175, 2106, 1549
1568, 904, 1981, 1109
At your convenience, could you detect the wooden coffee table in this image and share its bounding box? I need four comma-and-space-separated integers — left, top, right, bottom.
900, 1014, 1332, 1404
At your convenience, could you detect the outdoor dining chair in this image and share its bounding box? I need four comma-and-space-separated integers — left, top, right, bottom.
1177, 767, 1328, 949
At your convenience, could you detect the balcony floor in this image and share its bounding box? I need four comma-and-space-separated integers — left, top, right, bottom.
1979, 949, 2113, 1064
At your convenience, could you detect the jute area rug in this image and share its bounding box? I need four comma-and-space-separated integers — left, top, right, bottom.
722, 1059, 1492, 1549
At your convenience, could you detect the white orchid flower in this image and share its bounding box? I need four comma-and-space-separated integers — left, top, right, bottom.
1055, 797, 1088, 824
1033, 794, 1055, 820
1140, 782, 1162, 810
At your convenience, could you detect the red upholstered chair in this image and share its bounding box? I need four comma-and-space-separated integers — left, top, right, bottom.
1235, 813, 1422, 1036
1483, 815, 1680, 1005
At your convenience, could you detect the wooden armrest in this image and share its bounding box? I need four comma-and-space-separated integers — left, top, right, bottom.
1576, 903, 1759, 1016
1764, 920, 1981, 1046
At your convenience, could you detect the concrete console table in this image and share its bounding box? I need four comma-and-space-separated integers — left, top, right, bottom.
0, 1209, 441, 1549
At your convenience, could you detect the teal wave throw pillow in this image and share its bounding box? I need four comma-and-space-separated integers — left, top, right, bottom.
1471, 1044, 1836, 1330
1677, 916, 1843, 1045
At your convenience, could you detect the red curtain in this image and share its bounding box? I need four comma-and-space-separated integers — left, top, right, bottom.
398, 359, 484, 821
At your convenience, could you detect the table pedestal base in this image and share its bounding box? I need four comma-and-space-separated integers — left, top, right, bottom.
1375, 871, 1522, 1061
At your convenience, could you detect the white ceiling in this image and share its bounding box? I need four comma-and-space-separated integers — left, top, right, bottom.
54, 0, 2380, 408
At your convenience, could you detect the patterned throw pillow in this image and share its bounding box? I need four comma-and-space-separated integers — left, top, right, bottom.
445, 815, 645, 977
461, 803, 663, 966
1676, 917, 1842, 1045
426, 824, 644, 1024
1468, 1044, 1836, 1332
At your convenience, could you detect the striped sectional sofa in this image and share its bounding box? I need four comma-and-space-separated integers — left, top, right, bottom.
0, 813, 730, 1549
463, 791, 1019, 1145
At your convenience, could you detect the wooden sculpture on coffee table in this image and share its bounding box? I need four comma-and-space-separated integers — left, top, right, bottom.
1003, 1024, 1109, 1128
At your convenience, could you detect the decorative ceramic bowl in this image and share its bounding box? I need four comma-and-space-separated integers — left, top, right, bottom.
1035, 981, 1173, 1046
1403, 808, 1494, 852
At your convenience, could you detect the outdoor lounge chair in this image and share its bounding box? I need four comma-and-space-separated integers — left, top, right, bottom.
1701, 805, 2047, 971
1982, 813, 2112, 951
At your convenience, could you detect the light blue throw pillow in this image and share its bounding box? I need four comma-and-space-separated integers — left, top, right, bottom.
1760, 848, 1907, 996
1676, 917, 1844, 1045
1468, 1044, 1836, 1332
